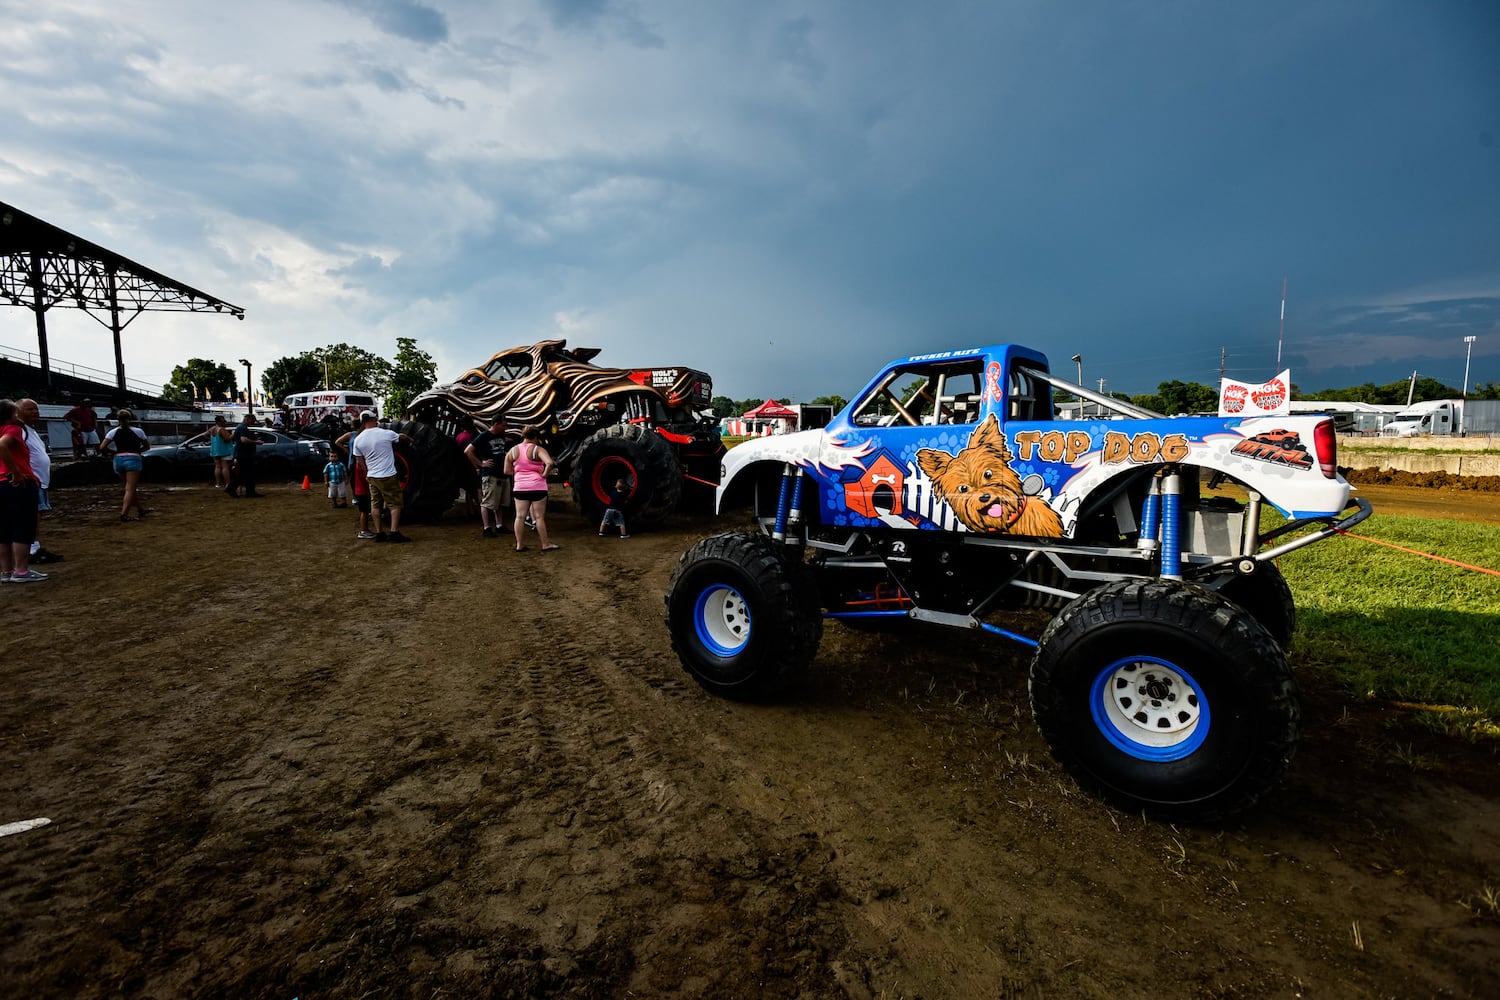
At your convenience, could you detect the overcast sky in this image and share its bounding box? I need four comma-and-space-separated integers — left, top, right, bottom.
2, 0, 1497, 404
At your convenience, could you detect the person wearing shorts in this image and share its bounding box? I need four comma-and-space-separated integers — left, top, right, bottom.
0, 398, 46, 582
504, 424, 558, 552
349, 412, 413, 543
324, 455, 348, 508
465, 416, 511, 538
336, 432, 375, 539
18, 399, 61, 563
65, 399, 100, 459
598, 477, 630, 539
207, 414, 235, 489
100, 409, 148, 522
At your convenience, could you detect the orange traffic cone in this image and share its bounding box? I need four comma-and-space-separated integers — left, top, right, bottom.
301, 475, 311, 491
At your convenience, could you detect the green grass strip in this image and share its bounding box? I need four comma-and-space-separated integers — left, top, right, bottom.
1279, 512, 1500, 726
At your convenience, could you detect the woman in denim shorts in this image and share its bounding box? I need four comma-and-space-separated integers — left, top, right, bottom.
101, 409, 149, 522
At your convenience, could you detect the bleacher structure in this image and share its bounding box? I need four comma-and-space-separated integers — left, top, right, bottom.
0, 199, 244, 408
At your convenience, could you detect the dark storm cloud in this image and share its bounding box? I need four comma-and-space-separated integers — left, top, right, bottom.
541, 0, 663, 47
330, 0, 449, 44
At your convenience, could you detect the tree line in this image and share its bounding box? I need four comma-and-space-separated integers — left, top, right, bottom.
1118, 375, 1500, 415
163, 338, 438, 415
167, 345, 1497, 421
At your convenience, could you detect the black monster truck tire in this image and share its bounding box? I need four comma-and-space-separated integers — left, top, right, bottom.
1215, 562, 1296, 651
666, 531, 824, 701
391, 419, 461, 522
1029, 579, 1299, 823
573, 423, 682, 529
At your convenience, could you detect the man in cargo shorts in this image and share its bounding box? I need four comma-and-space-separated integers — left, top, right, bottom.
350, 412, 414, 543
464, 415, 511, 538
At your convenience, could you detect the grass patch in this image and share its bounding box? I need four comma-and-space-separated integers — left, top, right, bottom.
1277, 512, 1500, 724
1339, 443, 1500, 456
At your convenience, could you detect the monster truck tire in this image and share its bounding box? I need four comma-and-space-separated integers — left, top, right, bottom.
573, 423, 682, 529
1215, 562, 1296, 651
666, 531, 823, 701
1029, 579, 1299, 823
391, 419, 461, 522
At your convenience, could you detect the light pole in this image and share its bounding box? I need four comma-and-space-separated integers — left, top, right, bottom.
1070, 354, 1083, 419
239, 358, 252, 415
1463, 336, 1477, 400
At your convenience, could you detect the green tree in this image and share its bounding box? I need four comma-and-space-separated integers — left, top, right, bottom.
289, 343, 393, 396
1131, 380, 1218, 415
261, 355, 323, 406
810, 394, 848, 412
162, 358, 237, 405
1306, 376, 1457, 405
384, 337, 439, 417
711, 395, 738, 419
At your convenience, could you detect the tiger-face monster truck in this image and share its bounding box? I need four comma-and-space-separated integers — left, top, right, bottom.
398, 339, 724, 525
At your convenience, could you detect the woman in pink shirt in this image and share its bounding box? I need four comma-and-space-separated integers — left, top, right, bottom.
504, 425, 559, 552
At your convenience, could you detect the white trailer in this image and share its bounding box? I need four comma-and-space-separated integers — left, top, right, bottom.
1381, 399, 1500, 437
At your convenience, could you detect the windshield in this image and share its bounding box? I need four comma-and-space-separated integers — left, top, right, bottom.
852, 360, 985, 427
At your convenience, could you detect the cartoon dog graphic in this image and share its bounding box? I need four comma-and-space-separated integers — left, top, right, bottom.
915, 414, 1065, 537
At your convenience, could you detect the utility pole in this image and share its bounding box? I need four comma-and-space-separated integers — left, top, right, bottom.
1277, 276, 1286, 370
1070, 354, 1083, 419
1219, 346, 1226, 383
1463, 336, 1477, 399
1406, 370, 1418, 407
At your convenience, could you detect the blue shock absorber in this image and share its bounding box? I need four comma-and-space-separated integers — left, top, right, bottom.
1139, 479, 1161, 549
771, 464, 794, 541
786, 469, 806, 545
1159, 470, 1182, 579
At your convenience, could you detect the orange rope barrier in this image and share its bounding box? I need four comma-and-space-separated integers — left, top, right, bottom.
1335, 529, 1500, 578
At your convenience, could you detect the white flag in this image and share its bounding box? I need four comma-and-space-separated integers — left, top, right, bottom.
1220, 370, 1291, 418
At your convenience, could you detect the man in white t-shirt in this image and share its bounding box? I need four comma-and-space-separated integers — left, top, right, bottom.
17, 399, 61, 563
350, 412, 414, 542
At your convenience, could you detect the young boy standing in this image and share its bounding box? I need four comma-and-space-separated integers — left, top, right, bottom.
324, 453, 348, 508
598, 478, 630, 539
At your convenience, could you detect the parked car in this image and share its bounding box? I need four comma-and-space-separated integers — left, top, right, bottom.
143, 429, 332, 483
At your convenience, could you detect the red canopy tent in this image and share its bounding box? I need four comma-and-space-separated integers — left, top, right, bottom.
742, 398, 797, 420
732, 398, 798, 436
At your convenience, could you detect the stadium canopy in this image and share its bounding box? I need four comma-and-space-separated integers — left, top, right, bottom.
0, 199, 244, 396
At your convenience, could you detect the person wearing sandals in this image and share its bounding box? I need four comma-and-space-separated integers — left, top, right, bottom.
0, 398, 47, 582
100, 408, 148, 521
207, 414, 235, 489
504, 425, 559, 552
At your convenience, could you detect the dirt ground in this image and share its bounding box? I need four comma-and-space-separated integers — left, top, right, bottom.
3, 474, 1498, 999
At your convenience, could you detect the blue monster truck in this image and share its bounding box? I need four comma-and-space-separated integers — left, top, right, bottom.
665, 344, 1372, 821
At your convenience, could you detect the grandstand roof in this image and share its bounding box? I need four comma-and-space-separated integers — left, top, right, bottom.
0, 199, 244, 396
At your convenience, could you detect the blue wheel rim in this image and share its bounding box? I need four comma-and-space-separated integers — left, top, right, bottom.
694, 585, 751, 656
1089, 656, 1210, 762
